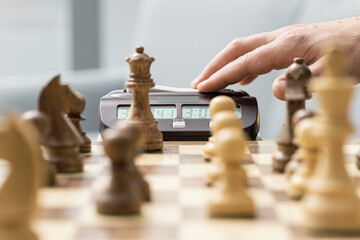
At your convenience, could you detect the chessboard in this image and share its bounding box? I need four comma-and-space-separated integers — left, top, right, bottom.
13, 139, 358, 240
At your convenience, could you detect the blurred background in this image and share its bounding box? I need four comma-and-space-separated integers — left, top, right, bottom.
0, 0, 359, 138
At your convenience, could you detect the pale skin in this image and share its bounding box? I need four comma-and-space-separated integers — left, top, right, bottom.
191, 17, 360, 100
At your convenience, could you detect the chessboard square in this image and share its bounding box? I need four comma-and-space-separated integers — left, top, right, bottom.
251, 153, 273, 167
179, 164, 206, 178
34, 219, 78, 240
77, 203, 181, 226
178, 220, 293, 240
136, 153, 180, 166
249, 188, 276, 209
243, 164, 262, 177
345, 162, 360, 178
38, 188, 91, 208
179, 145, 204, 155
344, 142, 360, 155
261, 174, 287, 192
179, 188, 211, 207
146, 175, 180, 191
275, 201, 302, 227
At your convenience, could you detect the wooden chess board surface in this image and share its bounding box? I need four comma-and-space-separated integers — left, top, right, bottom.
2, 140, 360, 240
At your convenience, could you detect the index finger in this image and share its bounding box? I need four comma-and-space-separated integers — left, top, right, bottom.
191, 33, 275, 88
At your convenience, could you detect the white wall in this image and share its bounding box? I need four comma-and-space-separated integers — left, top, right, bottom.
0, 0, 71, 76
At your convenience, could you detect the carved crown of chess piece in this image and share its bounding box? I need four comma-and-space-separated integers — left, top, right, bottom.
125, 46, 163, 152
39, 75, 84, 173
272, 58, 311, 172
0, 114, 42, 240
301, 45, 360, 232
204, 95, 236, 161
65, 90, 92, 153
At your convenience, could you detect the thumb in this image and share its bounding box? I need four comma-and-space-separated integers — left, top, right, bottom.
271, 57, 324, 100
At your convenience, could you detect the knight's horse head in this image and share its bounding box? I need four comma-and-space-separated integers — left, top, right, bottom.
39, 75, 70, 116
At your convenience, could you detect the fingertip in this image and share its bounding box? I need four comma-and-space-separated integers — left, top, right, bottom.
191, 80, 198, 89
272, 76, 286, 101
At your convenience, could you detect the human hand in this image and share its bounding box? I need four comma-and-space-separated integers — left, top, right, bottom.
191, 17, 360, 100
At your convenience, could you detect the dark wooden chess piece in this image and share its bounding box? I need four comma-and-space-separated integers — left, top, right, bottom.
21, 110, 57, 186
113, 121, 151, 201
39, 75, 84, 173
65, 90, 91, 153
357, 150, 360, 170
272, 58, 311, 172
125, 46, 163, 152
96, 126, 142, 215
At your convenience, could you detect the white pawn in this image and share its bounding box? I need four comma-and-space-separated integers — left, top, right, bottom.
286, 112, 318, 200
208, 127, 254, 217
205, 111, 243, 186
204, 95, 236, 161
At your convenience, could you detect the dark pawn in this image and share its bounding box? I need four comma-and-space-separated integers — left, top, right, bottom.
96, 127, 142, 215
65, 91, 92, 153
114, 121, 151, 202
21, 110, 57, 186
272, 58, 311, 172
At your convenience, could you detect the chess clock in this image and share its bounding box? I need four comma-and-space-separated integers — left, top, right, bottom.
98, 87, 259, 140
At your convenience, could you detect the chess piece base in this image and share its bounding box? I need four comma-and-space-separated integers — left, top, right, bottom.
272, 144, 297, 172
80, 132, 91, 153
44, 161, 57, 186
208, 192, 255, 218
302, 177, 360, 232
43, 146, 83, 173
97, 192, 141, 215
0, 227, 38, 240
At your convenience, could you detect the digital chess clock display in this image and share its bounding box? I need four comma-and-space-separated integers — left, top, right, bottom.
118, 106, 176, 119
100, 89, 259, 140
182, 106, 241, 119
117, 105, 241, 119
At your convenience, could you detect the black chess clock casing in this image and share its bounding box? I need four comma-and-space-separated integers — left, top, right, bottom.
98, 89, 259, 141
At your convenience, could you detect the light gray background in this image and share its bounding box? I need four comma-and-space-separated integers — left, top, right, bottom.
0, 0, 359, 138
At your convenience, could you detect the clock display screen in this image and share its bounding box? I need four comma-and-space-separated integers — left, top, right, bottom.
182, 105, 241, 119
117, 106, 176, 119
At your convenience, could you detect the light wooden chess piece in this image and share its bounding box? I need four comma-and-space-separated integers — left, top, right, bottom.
302, 45, 360, 232
96, 126, 142, 215
208, 126, 254, 217
39, 75, 84, 173
65, 90, 92, 153
205, 111, 243, 186
113, 121, 151, 201
21, 110, 57, 186
285, 109, 315, 178
0, 115, 42, 240
204, 95, 237, 161
273, 58, 311, 172
125, 46, 163, 152
286, 110, 317, 200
